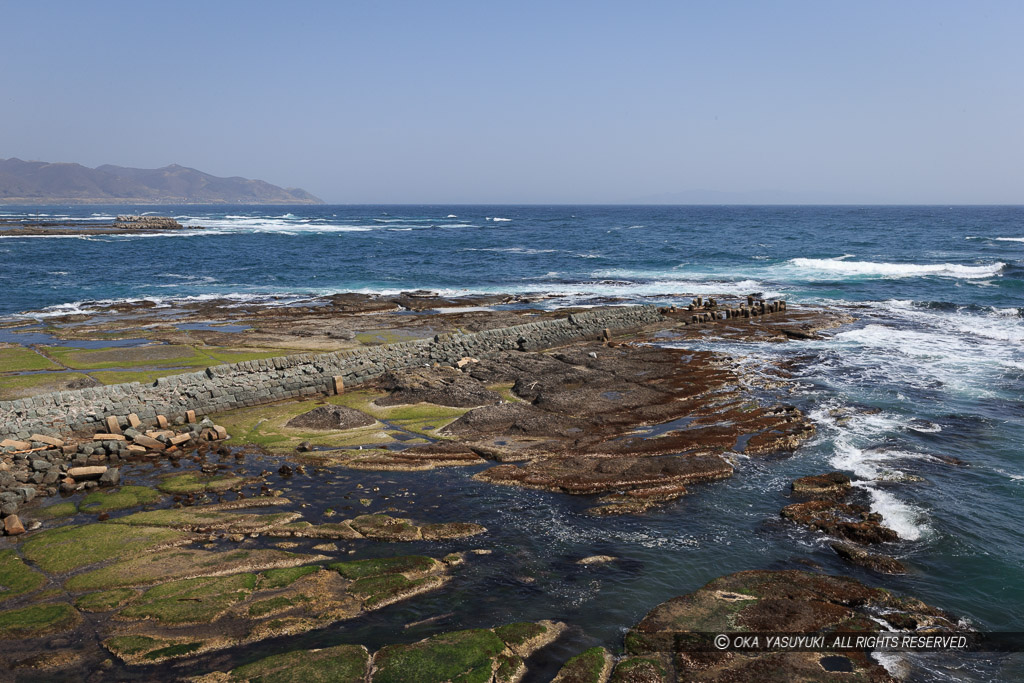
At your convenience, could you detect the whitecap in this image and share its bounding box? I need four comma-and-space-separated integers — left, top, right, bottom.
788, 257, 1004, 280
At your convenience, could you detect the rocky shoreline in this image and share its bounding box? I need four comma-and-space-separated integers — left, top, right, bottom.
0, 215, 199, 237
0, 293, 973, 681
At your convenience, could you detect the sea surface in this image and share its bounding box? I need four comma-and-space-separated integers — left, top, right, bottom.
2, 204, 1023, 680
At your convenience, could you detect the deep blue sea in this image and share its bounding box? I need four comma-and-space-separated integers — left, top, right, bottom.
2, 204, 1023, 680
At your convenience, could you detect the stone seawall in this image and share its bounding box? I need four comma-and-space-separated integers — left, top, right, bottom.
0, 305, 665, 442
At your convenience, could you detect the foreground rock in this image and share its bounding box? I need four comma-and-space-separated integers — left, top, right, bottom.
623, 569, 960, 682
198, 619, 565, 682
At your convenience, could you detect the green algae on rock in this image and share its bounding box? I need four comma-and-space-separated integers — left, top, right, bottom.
552, 646, 613, 683
157, 472, 250, 494
20, 523, 189, 574
0, 602, 81, 639
74, 588, 138, 612
372, 628, 508, 683
109, 508, 301, 534
0, 549, 47, 603
78, 485, 164, 514
228, 643, 370, 682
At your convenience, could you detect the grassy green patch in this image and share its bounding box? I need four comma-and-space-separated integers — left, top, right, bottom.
0, 347, 60, 372
106, 634, 162, 655
0, 549, 46, 602
34, 501, 79, 520
45, 344, 211, 370
74, 588, 138, 612
259, 565, 321, 589
0, 371, 91, 400
494, 621, 546, 648
230, 643, 369, 682
0, 602, 80, 639
329, 555, 435, 580
119, 574, 256, 624
156, 472, 247, 494
79, 486, 163, 514
66, 548, 311, 592
247, 594, 310, 617
110, 508, 295, 533
21, 523, 187, 574
373, 629, 507, 683
488, 382, 525, 404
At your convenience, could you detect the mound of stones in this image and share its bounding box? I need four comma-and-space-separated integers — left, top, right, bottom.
0, 410, 230, 535
111, 215, 184, 230
285, 405, 375, 430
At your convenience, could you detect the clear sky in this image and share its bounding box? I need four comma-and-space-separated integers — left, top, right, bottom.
2, 1, 1021, 203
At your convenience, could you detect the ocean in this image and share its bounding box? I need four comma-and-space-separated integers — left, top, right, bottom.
2, 204, 1023, 679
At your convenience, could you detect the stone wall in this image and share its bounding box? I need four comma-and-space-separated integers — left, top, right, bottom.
0, 305, 664, 442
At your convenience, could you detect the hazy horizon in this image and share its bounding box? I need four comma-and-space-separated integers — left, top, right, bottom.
3, 1, 1022, 204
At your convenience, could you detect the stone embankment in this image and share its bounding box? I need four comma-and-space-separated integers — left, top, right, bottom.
0, 302, 788, 443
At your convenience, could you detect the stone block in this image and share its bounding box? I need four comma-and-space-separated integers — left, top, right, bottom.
69, 466, 107, 480
104, 415, 122, 434
29, 434, 64, 448
93, 433, 126, 441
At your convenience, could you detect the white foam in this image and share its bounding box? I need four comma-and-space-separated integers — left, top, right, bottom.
446, 214, 458, 218
994, 236, 1024, 242
858, 484, 929, 541
788, 257, 1005, 279
486, 217, 512, 222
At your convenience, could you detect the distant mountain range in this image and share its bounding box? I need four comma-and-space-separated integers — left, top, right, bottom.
0, 158, 323, 204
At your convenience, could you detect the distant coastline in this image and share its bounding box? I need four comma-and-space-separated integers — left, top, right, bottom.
0, 158, 323, 205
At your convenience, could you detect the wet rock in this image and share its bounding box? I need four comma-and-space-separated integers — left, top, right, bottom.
791, 472, 851, 498
296, 441, 312, 452
625, 569, 960, 682
830, 542, 907, 574
285, 405, 375, 430
781, 499, 899, 544
577, 555, 617, 565
98, 467, 121, 487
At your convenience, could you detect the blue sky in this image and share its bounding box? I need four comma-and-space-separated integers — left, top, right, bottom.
2, 1, 1021, 203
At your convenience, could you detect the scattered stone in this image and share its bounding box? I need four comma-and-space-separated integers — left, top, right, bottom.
4, 514, 25, 535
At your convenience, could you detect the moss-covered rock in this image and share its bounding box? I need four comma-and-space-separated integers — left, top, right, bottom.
493, 620, 566, 657
258, 565, 321, 589
609, 656, 668, 683
372, 628, 507, 683
329, 555, 437, 580
157, 473, 248, 494
0, 602, 81, 639
67, 548, 324, 591
118, 573, 257, 624
229, 643, 369, 682
552, 646, 612, 683
74, 588, 138, 612
110, 508, 300, 533
349, 514, 421, 541
79, 485, 164, 514
33, 501, 79, 520
0, 549, 46, 602
21, 523, 188, 574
